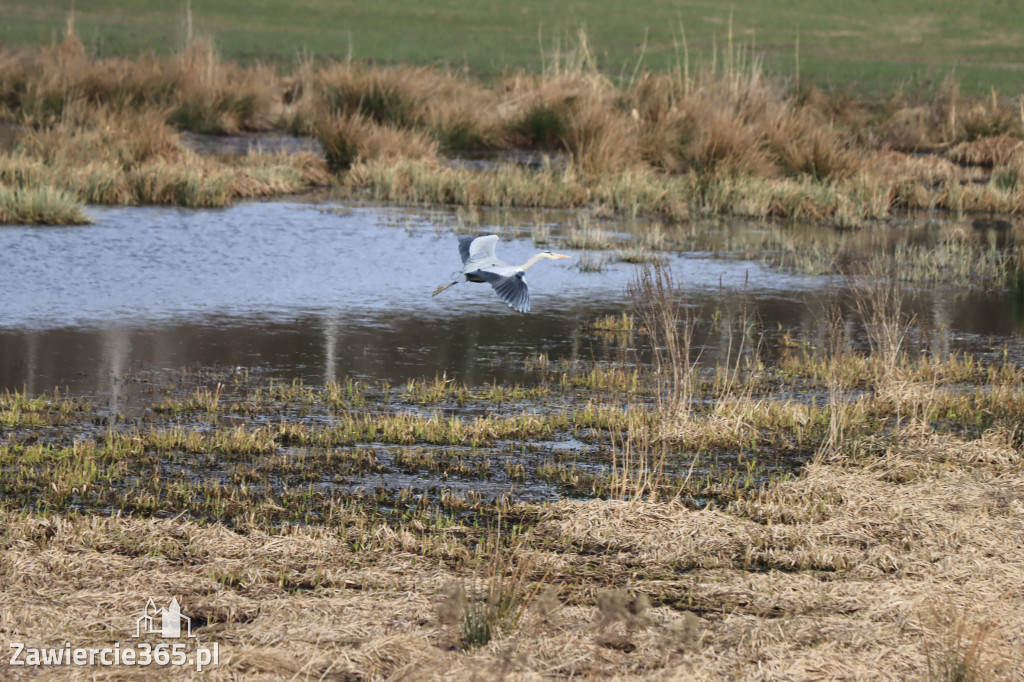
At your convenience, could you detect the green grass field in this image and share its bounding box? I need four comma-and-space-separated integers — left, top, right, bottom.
2, 0, 1023, 95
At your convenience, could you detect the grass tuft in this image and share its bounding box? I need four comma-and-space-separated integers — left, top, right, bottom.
0, 183, 89, 225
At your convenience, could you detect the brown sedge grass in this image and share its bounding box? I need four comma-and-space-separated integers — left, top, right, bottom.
4, 25, 1024, 225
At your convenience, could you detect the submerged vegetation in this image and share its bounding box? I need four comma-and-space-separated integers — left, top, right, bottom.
2, 267, 1024, 677
2, 23, 1024, 228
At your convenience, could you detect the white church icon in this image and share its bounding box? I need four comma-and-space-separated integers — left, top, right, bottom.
136, 598, 194, 638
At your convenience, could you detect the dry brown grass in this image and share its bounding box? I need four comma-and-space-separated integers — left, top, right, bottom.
0, 31, 274, 135
308, 60, 504, 153
170, 39, 278, 135
2, 425, 1021, 680
560, 93, 638, 176
316, 111, 439, 172
535, 429, 1024, 680
1, 104, 329, 210
6, 28, 1024, 223
947, 135, 1024, 167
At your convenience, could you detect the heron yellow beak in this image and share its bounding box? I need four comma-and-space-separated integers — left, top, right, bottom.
552, 253, 570, 259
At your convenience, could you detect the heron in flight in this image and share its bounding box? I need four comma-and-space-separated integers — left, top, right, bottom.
432, 234, 570, 312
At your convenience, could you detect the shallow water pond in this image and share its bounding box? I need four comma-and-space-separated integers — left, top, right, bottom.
3, 199, 1024, 404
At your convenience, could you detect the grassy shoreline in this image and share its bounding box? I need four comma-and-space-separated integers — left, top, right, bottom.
2, 29, 1024, 228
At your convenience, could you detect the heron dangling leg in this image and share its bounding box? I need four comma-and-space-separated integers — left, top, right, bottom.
432, 281, 458, 296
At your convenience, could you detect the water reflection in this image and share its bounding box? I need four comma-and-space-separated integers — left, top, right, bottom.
2, 200, 1023, 406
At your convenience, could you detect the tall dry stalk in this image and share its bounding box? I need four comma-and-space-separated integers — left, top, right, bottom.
923, 607, 996, 682
610, 264, 697, 502
628, 263, 696, 415
710, 285, 765, 403
848, 261, 911, 382
843, 266, 945, 438
608, 411, 665, 502
820, 299, 852, 459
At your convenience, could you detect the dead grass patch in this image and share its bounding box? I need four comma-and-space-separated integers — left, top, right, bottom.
1, 105, 328, 209
948, 135, 1024, 167
316, 111, 438, 172
6, 29, 1024, 223
3, 425, 1021, 679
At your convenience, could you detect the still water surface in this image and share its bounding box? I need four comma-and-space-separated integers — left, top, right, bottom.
2, 200, 1023, 406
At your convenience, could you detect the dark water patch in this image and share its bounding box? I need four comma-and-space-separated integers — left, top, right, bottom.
0, 121, 22, 152
181, 131, 323, 157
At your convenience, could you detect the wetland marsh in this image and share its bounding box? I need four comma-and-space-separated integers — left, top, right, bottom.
2, 20, 1024, 681
3, 200, 1024, 678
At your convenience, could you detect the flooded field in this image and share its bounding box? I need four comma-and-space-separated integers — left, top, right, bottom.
3, 198, 1024, 512
5, 27, 1024, 678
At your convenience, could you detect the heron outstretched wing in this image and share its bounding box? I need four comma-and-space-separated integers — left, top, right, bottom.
458, 235, 499, 265
466, 269, 530, 313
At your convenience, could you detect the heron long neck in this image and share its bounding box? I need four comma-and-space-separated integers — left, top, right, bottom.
519, 253, 549, 271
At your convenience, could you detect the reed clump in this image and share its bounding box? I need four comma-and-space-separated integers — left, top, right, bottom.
0, 183, 89, 224
312, 61, 503, 152
316, 111, 439, 172
170, 38, 278, 135
0, 30, 274, 134
1, 105, 329, 212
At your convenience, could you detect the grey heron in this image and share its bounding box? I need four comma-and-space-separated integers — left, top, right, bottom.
431, 234, 570, 312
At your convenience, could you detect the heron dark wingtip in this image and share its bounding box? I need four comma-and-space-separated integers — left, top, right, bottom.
457, 235, 475, 265
466, 269, 531, 313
